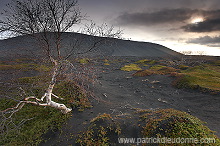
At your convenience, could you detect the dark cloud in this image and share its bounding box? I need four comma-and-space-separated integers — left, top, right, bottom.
115, 8, 196, 26
115, 8, 220, 33
183, 19, 220, 32
182, 10, 220, 32
187, 35, 220, 47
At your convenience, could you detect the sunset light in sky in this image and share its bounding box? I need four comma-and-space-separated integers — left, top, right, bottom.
1, 0, 220, 56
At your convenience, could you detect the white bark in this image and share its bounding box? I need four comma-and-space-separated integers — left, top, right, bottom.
2, 58, 72, 115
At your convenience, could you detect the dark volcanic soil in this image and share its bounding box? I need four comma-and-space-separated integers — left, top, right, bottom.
40, 57, 220, 145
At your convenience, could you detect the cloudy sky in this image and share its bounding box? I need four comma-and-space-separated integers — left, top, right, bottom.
1, 0, 220, 56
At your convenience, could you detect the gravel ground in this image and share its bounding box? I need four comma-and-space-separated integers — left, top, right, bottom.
41, 56, 220, 145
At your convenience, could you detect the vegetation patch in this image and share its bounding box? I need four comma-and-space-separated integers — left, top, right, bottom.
104, 63, 110, 65
0, 96, 69, 145
0, 63, 51, 72
77, 109, 219, 145
178, 65, 189, 70
150, 65, 167, 70
103, 59, 109, 62
147, 60, 157, 65
135, 59, 150, 64
173, 64, 220, 92
78, 58, 90, 64
54, 81, 92, 111
157, 66, 179, 75
140, 108, 219, 145
133, 66, 179, 77
123, 58, 220, 93
210, 60, 220, 66
0, 75, 91, 145
120, 64, 142, 71
77, 113, 121, 146
133, 69, 155, 77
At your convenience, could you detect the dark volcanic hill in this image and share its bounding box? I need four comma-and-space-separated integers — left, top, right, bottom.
0, 32, 182, 59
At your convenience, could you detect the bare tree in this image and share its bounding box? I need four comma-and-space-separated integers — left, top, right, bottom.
0, 0, 122, 117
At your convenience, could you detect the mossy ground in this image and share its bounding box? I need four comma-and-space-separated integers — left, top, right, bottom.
77, 109, 219, 146
176, 64, 220, 92
77, 113, 121, 146
0, 58, 51, 72
120, 64, 142, 71
0, 98, 69, 145
1, 57, 220, 145
0, 59, 91, 145
126, 58, 220, 93
78, 58, 90, 64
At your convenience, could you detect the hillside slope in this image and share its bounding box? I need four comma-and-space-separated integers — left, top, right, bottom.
0, 32, 182, 59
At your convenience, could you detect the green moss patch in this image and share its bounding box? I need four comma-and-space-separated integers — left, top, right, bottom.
140, 109, 219, 145
78, 58, 90, 64
0, 63, 51, 72
129, 59, 220, 93
148, 60, 157, 65
0, 76, 91, 145
0, 97, 69, 145
77, 113, 121, 146
133, 70, 155, 77
173, 64, 220, 92
0, 58, 51, 72
77, 109, 219, 145
120, 64, 142, 71
178, 65, 189, 70
135, 59, 150, 64
135, 59, 158, 65
104, 63, 110, 65
150, 65, 166, 70
133, 66, 179, 77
